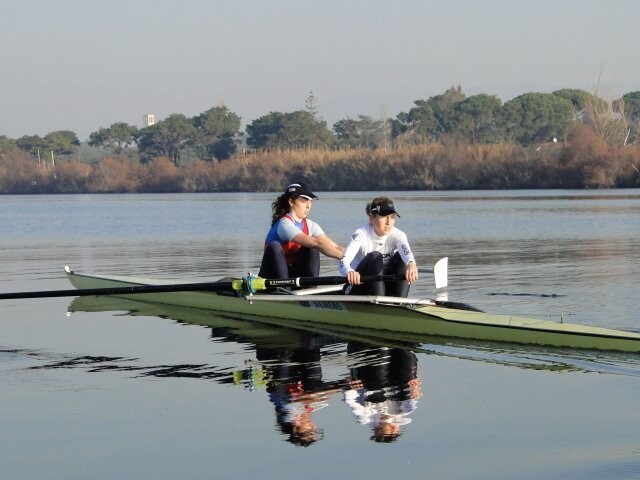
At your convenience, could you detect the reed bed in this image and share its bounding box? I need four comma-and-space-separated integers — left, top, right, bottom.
1, 130, 639, 193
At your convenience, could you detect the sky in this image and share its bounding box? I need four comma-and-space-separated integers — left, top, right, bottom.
2, 0, 640, 141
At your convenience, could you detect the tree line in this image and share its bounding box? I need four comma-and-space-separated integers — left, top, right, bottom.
1, 87, 640, 193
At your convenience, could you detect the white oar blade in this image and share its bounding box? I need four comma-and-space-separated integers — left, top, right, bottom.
433, 257, 448, 289
436, 291, 449, 302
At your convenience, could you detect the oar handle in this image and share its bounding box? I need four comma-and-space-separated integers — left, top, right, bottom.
253, 274, 401, 292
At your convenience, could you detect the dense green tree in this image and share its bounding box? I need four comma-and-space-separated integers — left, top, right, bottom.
333, 115, 384, 148
553, 89, 609, 125
192, 105, 242, 160
43, 131, 80, 156
246, 110, 333, 149
16, 134, 47, 157
402, 100, 437, 142
389, 111, 411, 141
620, 91, 640, 121
612, 91, 640, 145
553, 89, 592, 113
450, 94, 502, 143
88, 122, 138, 155
245, 112, 283, 149
393, 86, 466, 143
428, 85, 466, 137
278, 111, 334, 148
135, 114, 197, 165
0, 135, 17, 155
498, 93, 574, 145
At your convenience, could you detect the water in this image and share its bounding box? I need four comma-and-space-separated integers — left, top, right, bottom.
1, 190, 640, 479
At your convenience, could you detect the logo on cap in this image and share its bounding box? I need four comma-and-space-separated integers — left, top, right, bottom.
370, 201, 400, 217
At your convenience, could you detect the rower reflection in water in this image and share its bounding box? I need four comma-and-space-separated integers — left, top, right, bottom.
343, 342, 422, 443
255, 334, 341, 447
66, 295, 428, 445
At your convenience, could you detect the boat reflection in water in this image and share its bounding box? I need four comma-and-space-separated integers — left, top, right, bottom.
64, 295, 640, 445
66, 295, 425, 446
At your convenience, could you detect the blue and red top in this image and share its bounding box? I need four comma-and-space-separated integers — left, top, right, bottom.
265, 214, 324, 265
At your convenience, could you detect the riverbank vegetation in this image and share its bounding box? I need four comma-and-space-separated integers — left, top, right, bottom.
1, 87, 640, 193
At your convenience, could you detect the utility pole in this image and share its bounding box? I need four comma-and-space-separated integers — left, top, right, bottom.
51, 151, 56, 179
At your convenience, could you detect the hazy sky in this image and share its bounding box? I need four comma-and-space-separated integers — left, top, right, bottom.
2, 0, 639, 141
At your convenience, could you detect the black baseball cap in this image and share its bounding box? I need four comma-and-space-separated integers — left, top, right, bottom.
369, 200, 400, 217
286, 183, 318, 200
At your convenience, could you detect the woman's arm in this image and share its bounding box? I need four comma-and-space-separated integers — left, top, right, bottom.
291, 232, 344, 259
395, 230, 418, 284
338, 229, 364, 280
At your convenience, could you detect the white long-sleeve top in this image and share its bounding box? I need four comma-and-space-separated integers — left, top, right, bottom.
338, 224, 415, 275
343, 388, 417, 428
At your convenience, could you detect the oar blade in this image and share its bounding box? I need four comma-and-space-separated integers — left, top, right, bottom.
433, 256, 448, 289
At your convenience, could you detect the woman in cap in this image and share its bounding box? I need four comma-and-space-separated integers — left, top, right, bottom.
259, 183, 344, 279
339, 196, 418, 297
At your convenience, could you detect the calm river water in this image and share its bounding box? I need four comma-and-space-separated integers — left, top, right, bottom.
1, 190, 640, 480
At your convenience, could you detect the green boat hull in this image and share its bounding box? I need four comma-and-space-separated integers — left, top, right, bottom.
66, 270, 640, 352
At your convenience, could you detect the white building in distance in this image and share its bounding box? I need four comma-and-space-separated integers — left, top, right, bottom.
143, 114, 155, 127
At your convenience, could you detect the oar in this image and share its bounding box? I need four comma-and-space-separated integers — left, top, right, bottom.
421, 258, 477, 310
426, 256, 447, 289
323, 257, 447, 289
0, 273, 413, 300
0, 280, 238, 300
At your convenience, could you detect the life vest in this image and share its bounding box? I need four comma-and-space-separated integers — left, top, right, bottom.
266, 214, 309, 266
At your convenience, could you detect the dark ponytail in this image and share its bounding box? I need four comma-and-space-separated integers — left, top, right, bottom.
271, 193, 292, 225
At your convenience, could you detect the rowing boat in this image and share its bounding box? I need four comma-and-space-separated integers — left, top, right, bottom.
64, 267, 640, 352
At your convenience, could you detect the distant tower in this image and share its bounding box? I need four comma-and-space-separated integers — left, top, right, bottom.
305, 91, 318, 118
143, 114, 155, 127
